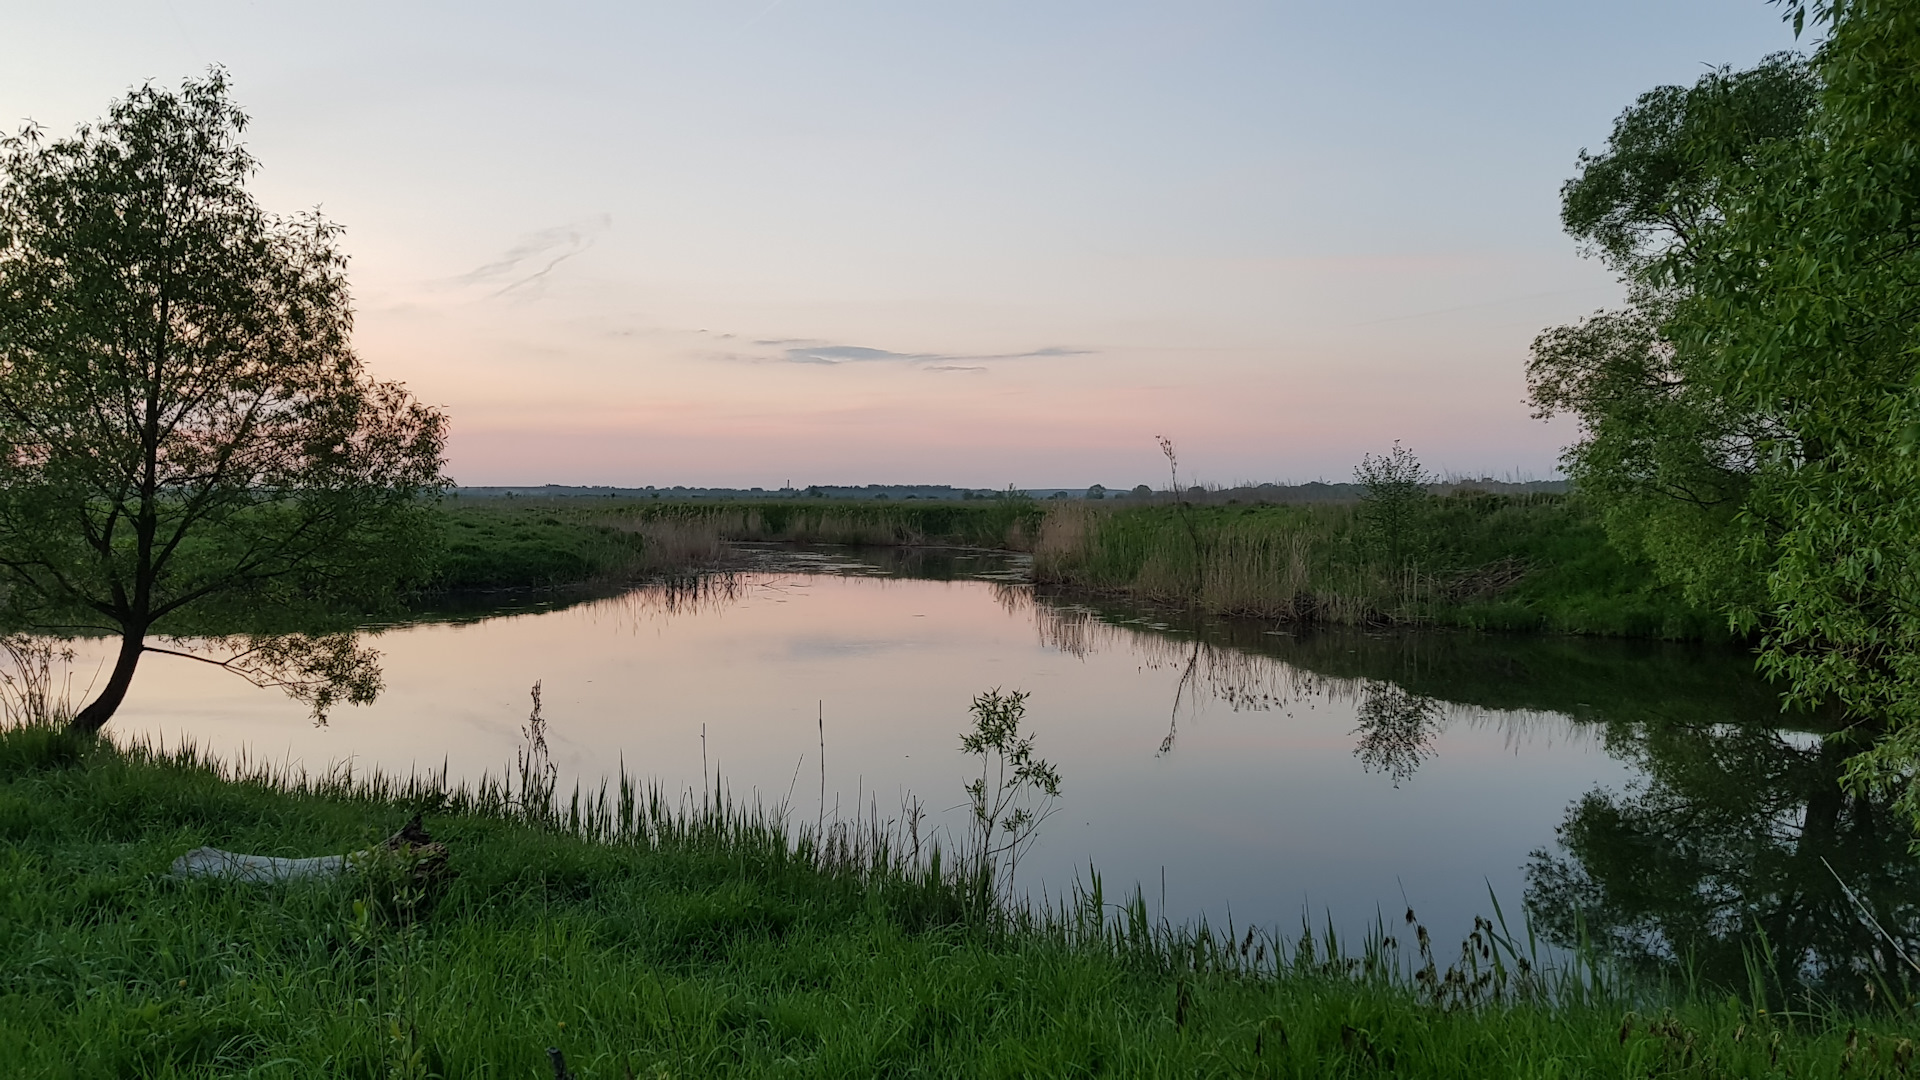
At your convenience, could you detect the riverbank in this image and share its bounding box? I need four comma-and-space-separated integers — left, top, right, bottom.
430, 493, 1725, 640
1, 723, 1900, 1077
429, 496, 1043, 591
1034, 494, 1726, 640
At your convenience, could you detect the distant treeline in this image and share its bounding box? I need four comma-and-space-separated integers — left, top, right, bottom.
454, 483, 999, 501
451, 478, 1568, 504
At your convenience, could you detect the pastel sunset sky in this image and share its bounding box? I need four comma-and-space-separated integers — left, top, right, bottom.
6, 2, 1803, 488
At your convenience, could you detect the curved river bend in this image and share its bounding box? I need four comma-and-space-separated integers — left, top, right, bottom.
79, 547, 1918, 997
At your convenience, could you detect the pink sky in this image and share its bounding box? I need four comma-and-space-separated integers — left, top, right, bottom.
3, 1, 1804, 487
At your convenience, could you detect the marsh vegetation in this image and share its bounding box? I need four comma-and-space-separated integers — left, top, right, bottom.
1031, 492, 1720, 639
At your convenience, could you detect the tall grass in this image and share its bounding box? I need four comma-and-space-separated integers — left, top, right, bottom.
1035, 495, 1725, 638
588, 497, 1045, 551
1035, 501, 1431, 622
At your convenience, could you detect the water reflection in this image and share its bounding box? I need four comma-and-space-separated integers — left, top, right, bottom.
1526, 722, 1920, 1003
1025, 596, 1563, 768
1021, 585, 1920, 1002
41, 546, 1920, 999
1352, 683, 1445, 786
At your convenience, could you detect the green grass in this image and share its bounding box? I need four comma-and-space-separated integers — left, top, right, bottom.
431, 502, 654, 591
2, 723, 1908, 1077
1033, 494, 1727, 640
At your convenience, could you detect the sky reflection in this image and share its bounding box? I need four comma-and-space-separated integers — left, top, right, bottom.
94, 570, 1633, 943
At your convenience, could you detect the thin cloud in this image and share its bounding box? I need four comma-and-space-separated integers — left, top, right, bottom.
460, 214, 612, 297
779, 343, 1090, 367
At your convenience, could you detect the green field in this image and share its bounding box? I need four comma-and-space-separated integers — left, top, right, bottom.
2, 722, 1908, 1078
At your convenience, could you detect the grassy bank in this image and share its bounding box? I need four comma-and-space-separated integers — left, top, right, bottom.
2, 724, 1906, 1077
430, 497, 1043, 591
1034, 494, 1724, 639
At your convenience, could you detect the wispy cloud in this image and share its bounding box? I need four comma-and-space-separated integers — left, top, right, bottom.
460, 214, 612, 297
778, 343, 1089, 369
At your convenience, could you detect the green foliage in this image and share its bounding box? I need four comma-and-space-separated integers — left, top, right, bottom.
1531, 6, 1920, 821
0, 72, 446, 732
958, 688, 1060, 910
1558, 52, 1817, 273
1529, 308, 1768, 616
1528, 52, 1817, 626
1667, 3, 1920, 817
1353, 442, 1432, 568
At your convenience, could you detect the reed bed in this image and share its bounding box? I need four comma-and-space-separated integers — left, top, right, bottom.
1034, 501, 1430, 624
589, 498, 1044, 551
1034, 495, 1724, 638
2, 718, 1909, 1076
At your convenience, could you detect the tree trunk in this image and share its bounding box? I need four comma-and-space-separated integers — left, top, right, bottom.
68, 630, 144, 736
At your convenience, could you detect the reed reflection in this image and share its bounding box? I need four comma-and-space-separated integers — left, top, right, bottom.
1023, 594, 1519, 771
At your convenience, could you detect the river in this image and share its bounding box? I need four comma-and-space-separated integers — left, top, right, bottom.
74, 545, 1919, 999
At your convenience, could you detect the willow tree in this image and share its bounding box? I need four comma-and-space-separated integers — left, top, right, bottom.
1527, 51, 1817, 617
1672, 0, 1920, 817
1533, 0, 1920, 821
0, 72, 447, 735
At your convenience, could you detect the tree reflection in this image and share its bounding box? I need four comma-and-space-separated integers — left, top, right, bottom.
1024, 586, 1920, 1000
1352, 681, 1443, 785
1525, 721, 1920, 1004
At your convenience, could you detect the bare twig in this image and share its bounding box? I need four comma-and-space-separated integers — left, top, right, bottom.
1822, 856, 1920, 977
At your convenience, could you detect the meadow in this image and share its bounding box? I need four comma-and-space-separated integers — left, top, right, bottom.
2, 720, 1910, 1078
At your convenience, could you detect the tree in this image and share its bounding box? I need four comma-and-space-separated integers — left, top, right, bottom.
1353, 441, 1431, 569
0, 72, 447, 735
1666, 0, 1920, 818
1531, 2, 1920, 822
1527, 53, 1816, 617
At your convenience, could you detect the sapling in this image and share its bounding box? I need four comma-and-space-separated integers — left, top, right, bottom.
1354, 441, 1433, 570
959, 688, 1061, 914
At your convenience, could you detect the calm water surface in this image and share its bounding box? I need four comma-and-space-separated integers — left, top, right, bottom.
85, 547, 1919, 993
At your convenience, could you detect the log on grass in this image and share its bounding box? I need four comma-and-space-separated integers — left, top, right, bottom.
169, 814, 450, 886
